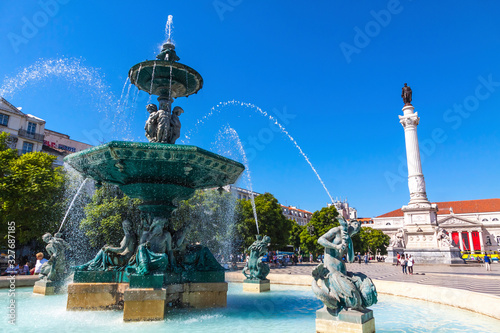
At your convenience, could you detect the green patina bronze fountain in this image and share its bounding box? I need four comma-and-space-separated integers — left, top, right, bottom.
64, 17, 245, 295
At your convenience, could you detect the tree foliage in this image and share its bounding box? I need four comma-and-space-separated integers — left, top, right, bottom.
237, 192, 294, 251
352, 227, 390, 255
171, 189, 241, 258
300, 205, 339, 255
0, 132, 65, 244
289, 223, 305, 250
79, 183, 141, 247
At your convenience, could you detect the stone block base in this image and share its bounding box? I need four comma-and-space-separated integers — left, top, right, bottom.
243, 279, 270, 293
33, 280, 66, 295
181, 282, 228, 308
316, 307, 375, 333
384, 247, 404, 264
66, 283, 129, 310
402, 248, 464, 264
123, 288, 167, 321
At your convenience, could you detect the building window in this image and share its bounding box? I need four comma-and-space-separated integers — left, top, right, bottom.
27, 122, 37, 134
22, 141, 33, 154
482, 219, 489, 222
0, 113, 9, 126
492, 218, 498, 221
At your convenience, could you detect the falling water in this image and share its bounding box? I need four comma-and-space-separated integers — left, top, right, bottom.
147, 62, 157, 104
58, 177, 90, 233
183, 100, 335, 204
215, 126, 259, 234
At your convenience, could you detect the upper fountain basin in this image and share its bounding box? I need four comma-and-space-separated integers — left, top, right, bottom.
64, 141, 245, 207
129, 60, 203, 98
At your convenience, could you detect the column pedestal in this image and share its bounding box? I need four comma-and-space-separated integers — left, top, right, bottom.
315, 306, 375, 333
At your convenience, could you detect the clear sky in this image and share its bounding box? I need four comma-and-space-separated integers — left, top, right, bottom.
1, 1, 499, 217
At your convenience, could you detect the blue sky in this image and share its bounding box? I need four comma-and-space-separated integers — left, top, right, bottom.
1, 1, 499, 217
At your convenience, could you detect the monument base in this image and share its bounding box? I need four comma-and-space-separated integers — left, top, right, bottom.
123, 288, 166, 321
316, 306, 375, 333
384, 247, 404, 264
33, 279, 66, 295
243, 279, 270, 293
402, 248, 464, 265
181, 282, 228, 308
66, 282, 129, 310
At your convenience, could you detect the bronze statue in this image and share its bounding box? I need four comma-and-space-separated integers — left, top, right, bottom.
168, 106, 184, 144
39, 233, 70, 281
312, 218, 377, 314
402, 83, 412, 105
145, 104, 159, 142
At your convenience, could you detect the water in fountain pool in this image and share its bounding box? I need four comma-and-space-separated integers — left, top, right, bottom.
2, 284, 498, 332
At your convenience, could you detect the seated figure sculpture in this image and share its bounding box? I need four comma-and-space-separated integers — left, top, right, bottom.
39, 232, 70, 281
312, 218, 377, 315
243, 235, 271, 280
73, 219, 137, 271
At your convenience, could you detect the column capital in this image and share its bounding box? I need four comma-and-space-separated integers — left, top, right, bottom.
399, 113, 420, 128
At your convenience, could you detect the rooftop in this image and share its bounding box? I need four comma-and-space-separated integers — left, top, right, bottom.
377, 199, 500, 218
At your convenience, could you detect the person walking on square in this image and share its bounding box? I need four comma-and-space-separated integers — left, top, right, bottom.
407, 255, 414, 275
484, 253, 491, 271
396, 252, 400, 266
357, 252, 362, 264
401, 254, 407, 274
364, 253, 369, 264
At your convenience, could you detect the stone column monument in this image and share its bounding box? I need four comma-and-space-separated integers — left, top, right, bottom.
388, 84, 462, 264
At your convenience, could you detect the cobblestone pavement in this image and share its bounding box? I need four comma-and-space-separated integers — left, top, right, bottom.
237, 262, 500, 297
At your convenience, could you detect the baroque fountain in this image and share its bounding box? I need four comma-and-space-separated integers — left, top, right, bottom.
61, 16, 245, 321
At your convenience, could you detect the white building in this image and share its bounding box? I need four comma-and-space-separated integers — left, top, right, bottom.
373, 199, 500, 253
0, 97, 46, 154
0, 97, 92, 165
281, 205, 313, 226
222, 185, 261, 201
327, 199, 357, 220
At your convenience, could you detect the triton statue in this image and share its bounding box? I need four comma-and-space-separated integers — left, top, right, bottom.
243, 235, 271, 280
39, 232, 70, 282
312, 218, 377, 315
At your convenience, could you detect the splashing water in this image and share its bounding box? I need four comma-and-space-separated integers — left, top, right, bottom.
166, 15, 174, 44
184, 100, 334, 204
0, 57, 141, 142
215, 125, 259, 235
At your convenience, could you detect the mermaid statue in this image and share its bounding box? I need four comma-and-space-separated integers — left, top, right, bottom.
312, 217, 378, 315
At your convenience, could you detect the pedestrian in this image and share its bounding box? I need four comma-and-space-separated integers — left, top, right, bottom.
484, 253, 491, 271
364, 253, 369, 264
407, 255, 414, 275
309, 253, 313, 263
357, 252, 362, 264
396, 252, 400, 266
401, 254, 407, 274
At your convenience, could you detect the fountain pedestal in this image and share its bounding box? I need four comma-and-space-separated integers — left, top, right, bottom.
243, 279, 270, 293
67, 282, 129, 310
316, 307, 375, 333
33, 280, 66, 295
123, 288, 167, 321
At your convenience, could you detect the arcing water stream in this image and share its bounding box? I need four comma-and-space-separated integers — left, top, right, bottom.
184, 100, 335, 204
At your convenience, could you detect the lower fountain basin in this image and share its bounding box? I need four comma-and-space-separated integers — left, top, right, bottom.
3, 284, 499, 332
64, 141, 245, 213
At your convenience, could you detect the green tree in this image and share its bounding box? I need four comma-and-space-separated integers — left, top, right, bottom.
171, 189, 241, 258
289, 223, 305, 251
0, 132, 65, 244
79, 183, 141, 247
300, 205, 339, 256
237, 192, 294, 251
352, 227, 390, 255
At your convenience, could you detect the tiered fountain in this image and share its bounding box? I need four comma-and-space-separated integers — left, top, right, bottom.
63, 16, 245, 321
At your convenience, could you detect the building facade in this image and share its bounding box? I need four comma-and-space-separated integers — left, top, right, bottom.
373, 199, 500, 253
281, 205, 313, 226
327, 199, 357, 220
0, 97, 46, 154
0, 97, 92, 165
